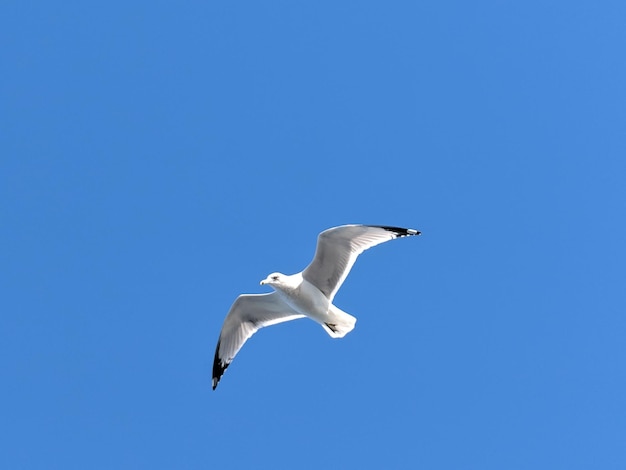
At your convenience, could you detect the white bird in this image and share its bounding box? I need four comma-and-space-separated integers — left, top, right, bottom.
212, 224, 421, 390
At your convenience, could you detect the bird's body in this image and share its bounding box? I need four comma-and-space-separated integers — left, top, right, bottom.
212, 224, 420, 390
263, 272, 356, 338
268, 273, 330, 322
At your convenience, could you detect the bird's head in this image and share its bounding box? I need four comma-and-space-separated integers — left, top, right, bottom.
260, 272, 284, 287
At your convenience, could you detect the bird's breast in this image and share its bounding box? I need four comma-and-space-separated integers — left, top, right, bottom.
277, 279, 330, 321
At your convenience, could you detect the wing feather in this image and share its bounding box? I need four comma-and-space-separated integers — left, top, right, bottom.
302, 225, 420, 301
212, 293, 304, 390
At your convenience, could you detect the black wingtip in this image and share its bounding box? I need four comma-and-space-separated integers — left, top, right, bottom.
373, 225, 421, 237
212, 339, 230, 391
212, 361, 230, 391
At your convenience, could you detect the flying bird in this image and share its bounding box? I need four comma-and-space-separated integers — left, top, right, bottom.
212, 224, 421, 390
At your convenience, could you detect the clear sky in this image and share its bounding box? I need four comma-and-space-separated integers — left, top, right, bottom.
2, 1, 625, 469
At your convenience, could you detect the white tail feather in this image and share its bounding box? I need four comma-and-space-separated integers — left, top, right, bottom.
321, 305, 357, 338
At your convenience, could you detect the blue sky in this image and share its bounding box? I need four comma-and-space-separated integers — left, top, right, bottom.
2, 1, 625, 468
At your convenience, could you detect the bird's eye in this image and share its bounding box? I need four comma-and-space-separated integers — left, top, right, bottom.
271, 275, 279, 281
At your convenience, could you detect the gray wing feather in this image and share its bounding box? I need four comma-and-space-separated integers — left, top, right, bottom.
212, 293, 304, 390
302, 225, 420, 301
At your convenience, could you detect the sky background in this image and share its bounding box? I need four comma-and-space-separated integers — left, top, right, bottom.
2, 1, 625, 469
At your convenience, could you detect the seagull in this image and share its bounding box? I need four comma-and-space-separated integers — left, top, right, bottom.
211, 224, 421, 390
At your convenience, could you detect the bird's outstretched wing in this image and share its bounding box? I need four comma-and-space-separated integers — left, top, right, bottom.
302, 225, 420, 301
212, 293, 305, 390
